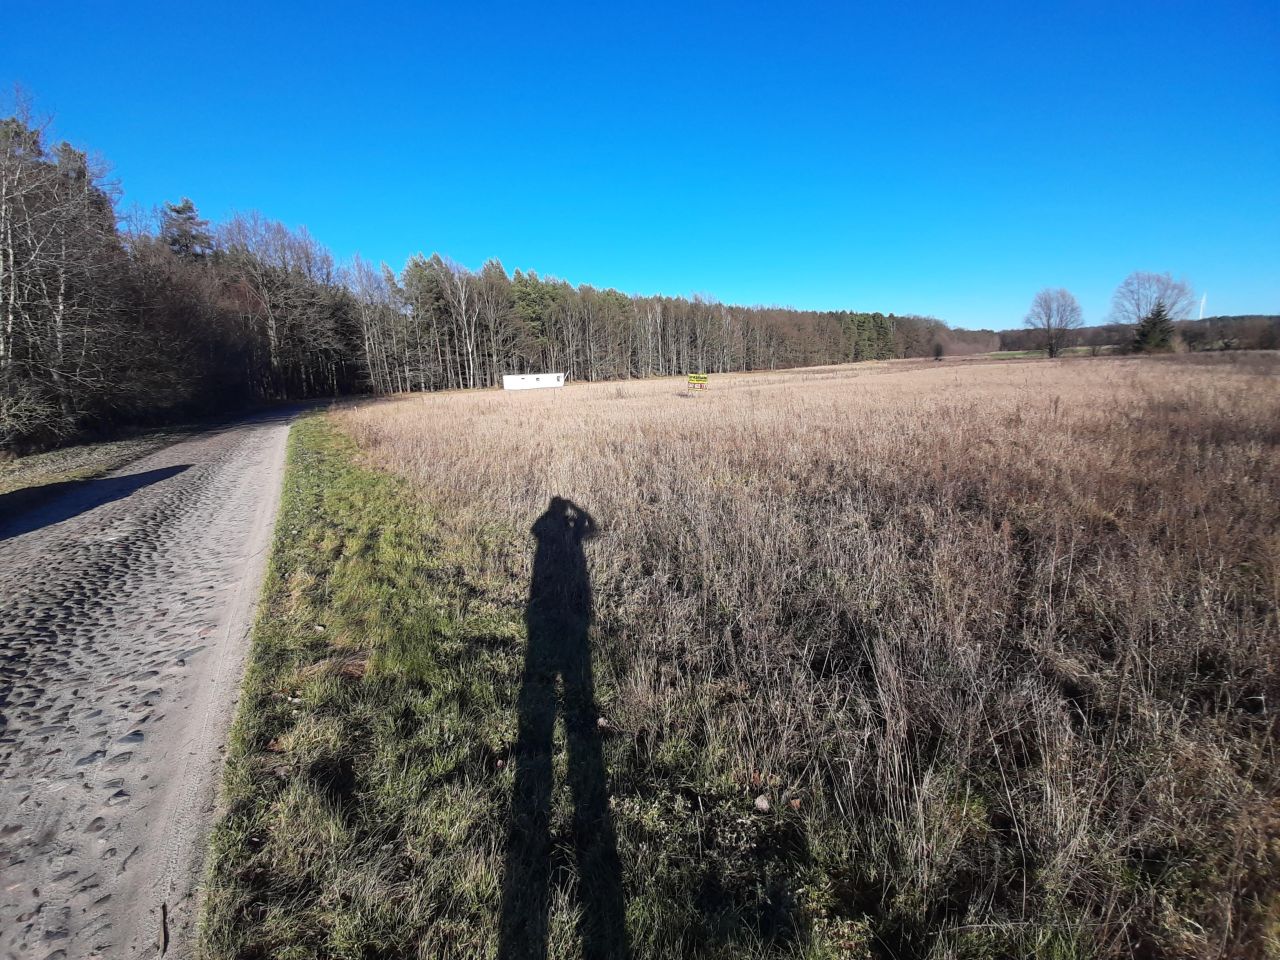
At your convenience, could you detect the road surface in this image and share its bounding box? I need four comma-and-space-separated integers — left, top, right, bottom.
0, 408, 300, 959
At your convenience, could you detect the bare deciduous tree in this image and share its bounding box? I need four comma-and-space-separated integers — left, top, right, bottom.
477, 259, 515, 387
1110, 271, 1196, 326
1024, 288, 1083, 358
351, 254, 401, 394
219, 212, 343, 398
435, 255, 482, 389
1, 108, 136, 442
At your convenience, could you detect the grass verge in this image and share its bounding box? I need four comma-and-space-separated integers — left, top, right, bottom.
202, 415, 875, 960
201, 415, 522, 958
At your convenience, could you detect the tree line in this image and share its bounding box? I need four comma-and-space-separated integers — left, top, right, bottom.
1016, 274, 1278, 356
3, 108, 1270, 450
1001, 313, 1279, 354
1, 111, 1000, 449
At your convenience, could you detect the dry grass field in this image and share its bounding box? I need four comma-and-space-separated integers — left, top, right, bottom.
205, 354, 1279, 960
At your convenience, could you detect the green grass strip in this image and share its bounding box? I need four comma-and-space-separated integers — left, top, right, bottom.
201, 416, 523, 959
200, 415, 923, 960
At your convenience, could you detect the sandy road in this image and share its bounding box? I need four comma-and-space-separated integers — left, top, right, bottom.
0, 408, 302, 959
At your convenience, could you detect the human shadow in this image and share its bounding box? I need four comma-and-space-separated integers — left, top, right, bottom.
499, 497, 629, 960
0, 465, 191, 542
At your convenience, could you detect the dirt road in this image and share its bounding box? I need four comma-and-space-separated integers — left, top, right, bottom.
0, 408, 300, 959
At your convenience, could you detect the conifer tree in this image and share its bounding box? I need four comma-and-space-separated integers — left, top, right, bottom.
160, 197, 213, 259
1132, 300, 1175, 352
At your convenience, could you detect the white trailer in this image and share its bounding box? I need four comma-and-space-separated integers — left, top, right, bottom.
502, 373, 565, 390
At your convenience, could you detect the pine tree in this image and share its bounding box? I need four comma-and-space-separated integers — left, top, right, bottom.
1133, 300, 1175, 352
160, 197, 213, 260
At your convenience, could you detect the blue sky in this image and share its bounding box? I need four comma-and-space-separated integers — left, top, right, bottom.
3, 0, 1277, 328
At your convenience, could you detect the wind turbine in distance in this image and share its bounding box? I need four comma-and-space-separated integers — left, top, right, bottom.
1199, 293, 1207, 320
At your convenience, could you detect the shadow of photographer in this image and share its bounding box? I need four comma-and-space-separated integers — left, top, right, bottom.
498, 497, 628, 960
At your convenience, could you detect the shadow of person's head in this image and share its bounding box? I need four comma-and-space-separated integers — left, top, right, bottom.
535, 496, 597, 546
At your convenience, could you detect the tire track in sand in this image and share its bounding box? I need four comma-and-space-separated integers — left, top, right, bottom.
0, 407, 300, 959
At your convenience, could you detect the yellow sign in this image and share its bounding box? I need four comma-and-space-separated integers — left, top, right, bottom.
688, 373, 708, 390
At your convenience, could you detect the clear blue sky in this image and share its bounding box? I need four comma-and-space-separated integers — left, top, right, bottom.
3, 0, 1277, 328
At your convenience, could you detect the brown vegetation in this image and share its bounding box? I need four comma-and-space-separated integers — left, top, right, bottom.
329, 354, 1279, 958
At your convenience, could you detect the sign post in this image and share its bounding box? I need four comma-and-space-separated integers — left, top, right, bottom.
687, 373, 708, 393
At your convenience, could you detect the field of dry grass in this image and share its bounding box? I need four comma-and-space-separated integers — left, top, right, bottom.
206, 354, 1279, 959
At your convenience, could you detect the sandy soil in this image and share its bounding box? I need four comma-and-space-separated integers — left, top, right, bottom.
0, 407, 300, 959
